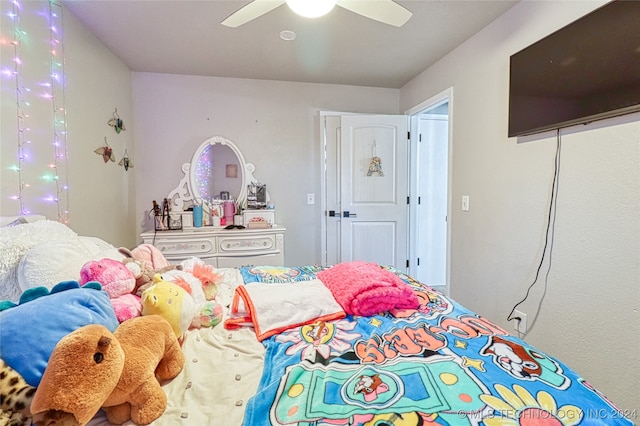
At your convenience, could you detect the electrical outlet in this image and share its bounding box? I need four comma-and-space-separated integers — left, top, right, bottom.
513, 309, 527, 334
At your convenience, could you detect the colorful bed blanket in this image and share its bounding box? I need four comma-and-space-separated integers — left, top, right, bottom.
240, 267, 634, 426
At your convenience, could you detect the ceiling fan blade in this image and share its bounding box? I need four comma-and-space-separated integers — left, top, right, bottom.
336, 0, 412, 27
221, 0, 286, 28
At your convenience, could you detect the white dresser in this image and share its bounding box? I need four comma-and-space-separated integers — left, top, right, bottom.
140, 225, 285, 268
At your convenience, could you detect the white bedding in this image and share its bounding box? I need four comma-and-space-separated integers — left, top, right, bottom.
84, 266, 266, 425
0, 218, 265, 425
87, 326, 265, 426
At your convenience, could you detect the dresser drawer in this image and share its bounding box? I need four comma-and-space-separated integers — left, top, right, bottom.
218, 234, 277, 254
140, 226, 285, 266
155, 238, 215, 257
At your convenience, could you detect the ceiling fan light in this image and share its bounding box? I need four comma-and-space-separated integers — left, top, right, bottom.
286, 0, 337, 18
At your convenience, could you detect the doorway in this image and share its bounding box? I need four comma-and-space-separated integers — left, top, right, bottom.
321, 113, 409, 270
407, 89, 451, 294
320, 92, 451, 293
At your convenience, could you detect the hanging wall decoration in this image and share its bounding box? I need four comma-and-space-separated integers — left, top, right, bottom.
6, 0, 70, 222
118, 149, 133, 171
367, 140, 384, 177
94, 137, 115, 163
107, 108, 126, 133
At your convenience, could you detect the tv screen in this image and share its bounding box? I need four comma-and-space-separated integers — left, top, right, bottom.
508, 0, 640, 137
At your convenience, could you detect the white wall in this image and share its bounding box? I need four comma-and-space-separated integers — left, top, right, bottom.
131, 73, 399, 265
0, 2, 136, 247
63, 4, 136, 246
401, 0, 639, 413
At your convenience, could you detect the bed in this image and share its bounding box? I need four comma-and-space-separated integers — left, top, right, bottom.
0, 218, 635, 426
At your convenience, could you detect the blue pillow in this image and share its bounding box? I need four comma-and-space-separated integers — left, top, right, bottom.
0, 284, 118, 386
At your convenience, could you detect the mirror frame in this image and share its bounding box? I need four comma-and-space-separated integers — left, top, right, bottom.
168, 135, 259, 211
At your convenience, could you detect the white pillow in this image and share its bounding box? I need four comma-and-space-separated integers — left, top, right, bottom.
0, 220, 77, 301
18, 239, 92, 292
0, 214, 46, 227
78, 236, 125, 261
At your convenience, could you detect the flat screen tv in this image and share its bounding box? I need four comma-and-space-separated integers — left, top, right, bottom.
508, 0, 640, 137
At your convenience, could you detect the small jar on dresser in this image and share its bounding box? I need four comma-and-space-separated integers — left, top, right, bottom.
140, 225, 285, 268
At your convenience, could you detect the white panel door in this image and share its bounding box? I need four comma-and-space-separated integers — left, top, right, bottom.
324, 115, 342, 266
339, 115, 409, 268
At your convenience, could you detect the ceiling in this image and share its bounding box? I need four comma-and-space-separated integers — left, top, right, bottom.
62, 0, 518, 89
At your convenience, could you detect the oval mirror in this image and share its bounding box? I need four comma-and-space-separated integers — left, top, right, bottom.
168, 136, 263, 211
190, 136, 247, 204
191, 140, 242, 202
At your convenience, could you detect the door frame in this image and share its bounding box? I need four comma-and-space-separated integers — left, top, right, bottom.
405, 87, 453, 294
319, 111, 358, 266
320, 92, 453, 285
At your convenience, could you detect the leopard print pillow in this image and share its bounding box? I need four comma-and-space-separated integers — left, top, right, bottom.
0, 359, 35, 426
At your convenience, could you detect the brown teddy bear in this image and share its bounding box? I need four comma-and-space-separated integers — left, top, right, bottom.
30, 315, 184, 426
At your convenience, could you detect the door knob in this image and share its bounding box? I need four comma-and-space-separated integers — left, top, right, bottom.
343, 211, 357, 218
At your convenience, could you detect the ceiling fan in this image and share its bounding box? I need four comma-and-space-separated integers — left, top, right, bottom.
221, 0, 413, 28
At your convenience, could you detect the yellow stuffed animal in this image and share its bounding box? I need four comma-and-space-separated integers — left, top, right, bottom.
141, 274, 196, 339
30, 315, 184, 426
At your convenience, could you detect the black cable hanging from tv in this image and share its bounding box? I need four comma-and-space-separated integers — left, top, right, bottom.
507, 129, 562, 324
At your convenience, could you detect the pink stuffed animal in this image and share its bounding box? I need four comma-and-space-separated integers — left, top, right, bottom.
80, 258, 141, 322
130, 243, 170, 270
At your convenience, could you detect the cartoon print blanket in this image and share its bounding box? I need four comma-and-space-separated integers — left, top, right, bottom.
241, 269, 634, 426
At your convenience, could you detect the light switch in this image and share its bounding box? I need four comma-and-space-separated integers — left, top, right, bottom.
307, 193, 315, 205
462, 195, 469, 211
